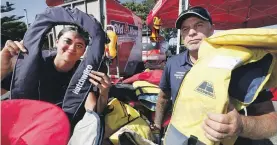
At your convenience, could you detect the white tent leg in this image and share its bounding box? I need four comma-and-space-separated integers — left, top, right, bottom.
176, 0, 189, 54
116, 44, 120, 78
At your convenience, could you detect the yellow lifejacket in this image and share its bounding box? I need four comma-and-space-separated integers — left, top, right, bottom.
164, 28, 277, 145
105, 30, 118, 59
132, 81, 160, 111
133, 81, 160, 96
104, 98, 154, 145
150, 17, 162, 42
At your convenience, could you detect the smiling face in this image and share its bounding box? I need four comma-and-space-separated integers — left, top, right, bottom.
181, 16, 214, 52
55, 30, 86, 63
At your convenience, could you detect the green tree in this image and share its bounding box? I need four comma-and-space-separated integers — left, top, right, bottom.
160, 28, 177, 41
122, 0, 155, 23
1, 2, 27, 47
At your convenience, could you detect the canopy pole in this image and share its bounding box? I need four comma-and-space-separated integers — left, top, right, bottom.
176, 0, 188, 54
185, 0, 189, 11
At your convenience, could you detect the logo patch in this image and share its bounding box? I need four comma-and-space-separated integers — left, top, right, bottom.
174, 71, 187, 80
110, 20, 138, 36
195, 81, 215, 98
72, 65, 93, 95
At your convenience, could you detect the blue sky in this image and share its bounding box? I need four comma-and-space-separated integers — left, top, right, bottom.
1, 0, 47, 23
1, 0, 276, 28
1, 0, 141, 24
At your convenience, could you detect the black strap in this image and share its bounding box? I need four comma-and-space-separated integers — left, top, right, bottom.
187, 135, 198, 145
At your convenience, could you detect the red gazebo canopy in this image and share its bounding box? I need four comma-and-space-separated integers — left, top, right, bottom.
147, 0, 277, 30
146, 0, 179, 29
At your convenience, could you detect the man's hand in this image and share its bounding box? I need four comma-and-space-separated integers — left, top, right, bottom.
202, 105, 243, 142
1, 40, 26, 80
89, 70, 111, 98
86, 71, 111, 113
2, 40, 26, 58
150, 123, 161, 131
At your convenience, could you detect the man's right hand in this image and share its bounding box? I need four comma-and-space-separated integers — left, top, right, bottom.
1, 40, 26, 70
150, 123, 162, 144
150, 123, 161, 131
1, 40, 27, 79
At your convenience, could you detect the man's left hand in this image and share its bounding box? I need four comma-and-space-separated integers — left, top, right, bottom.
89, 70, 111, 97
202, 104, 244, 142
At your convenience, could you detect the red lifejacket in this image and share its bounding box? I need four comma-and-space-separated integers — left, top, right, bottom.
123, 70, 163, 85
271, 88, 277, 101
1, 99, 70, 145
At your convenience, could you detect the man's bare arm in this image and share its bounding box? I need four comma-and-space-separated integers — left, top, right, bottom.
240, 101, 277, 139
154, 90, 171, 129
203, 100, 277, 141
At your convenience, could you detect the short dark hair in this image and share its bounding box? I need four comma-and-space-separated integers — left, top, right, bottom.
57, 26, 89, 45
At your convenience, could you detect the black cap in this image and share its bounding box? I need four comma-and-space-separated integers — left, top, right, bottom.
175, 6, 212, 29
